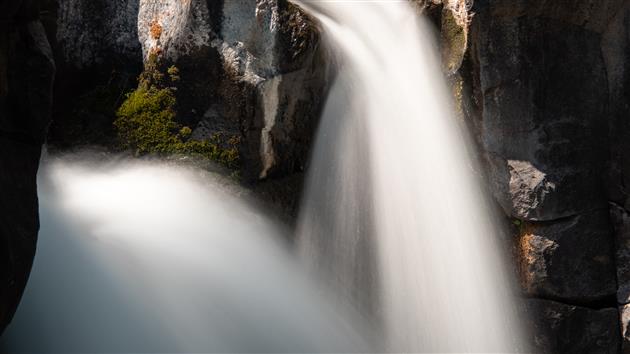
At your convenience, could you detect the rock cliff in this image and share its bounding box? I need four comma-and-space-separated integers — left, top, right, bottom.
463, 0, 629, 352
0, 0, 55, 334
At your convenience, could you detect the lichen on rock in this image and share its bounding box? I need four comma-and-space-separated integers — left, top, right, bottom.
137, 0, 212, 61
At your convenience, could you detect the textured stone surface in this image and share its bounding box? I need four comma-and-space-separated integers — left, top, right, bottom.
137, 0, 211, 61
55, 0, 140, 68
516, 211, 616, 303
0, 0, 55, 334
471, 1, 610, 221
192, 0, 330, 181
466, 1, 628, 351
603, 2, 630, 211
523, 298, 621, 354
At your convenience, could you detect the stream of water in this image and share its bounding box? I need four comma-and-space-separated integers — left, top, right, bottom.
296, 1, 526, 352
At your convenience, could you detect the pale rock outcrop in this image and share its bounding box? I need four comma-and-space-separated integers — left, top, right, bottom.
137, 0, 211, 61
50, 0, 329, 189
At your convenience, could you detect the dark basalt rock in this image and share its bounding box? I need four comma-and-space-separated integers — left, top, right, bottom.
0, 0, 55, 334
471, 4, 610, 221
523, 298, 621, 354
516, 211, 616, 304
604, 2, 630, 210
466, 1, 628, 351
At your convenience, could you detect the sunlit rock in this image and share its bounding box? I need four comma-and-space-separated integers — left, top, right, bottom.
507, 160, 556, 219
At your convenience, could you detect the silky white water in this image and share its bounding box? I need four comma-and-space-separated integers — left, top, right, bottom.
1, 155, 370, 353
1, 2, 526, 352
296, 1, 526, 352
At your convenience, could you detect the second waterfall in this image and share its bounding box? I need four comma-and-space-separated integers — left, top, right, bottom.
295, 1, 527, 352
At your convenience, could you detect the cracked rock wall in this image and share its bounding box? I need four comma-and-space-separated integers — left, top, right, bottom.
465, 0, 629, 352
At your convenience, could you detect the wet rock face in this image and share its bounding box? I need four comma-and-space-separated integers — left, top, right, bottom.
604, 3, 630, 213
523, 299, 621, 354
466, 0, 626, 351
0, 0, 55, 334
472, 6, 609, 221
517, 211, 616, 303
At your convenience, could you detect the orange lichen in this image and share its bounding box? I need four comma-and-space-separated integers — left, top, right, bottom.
514, 221, 538, 292
150, 20, 163, 40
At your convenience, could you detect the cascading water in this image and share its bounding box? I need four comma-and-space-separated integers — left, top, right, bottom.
0, 3, 527, 353
1, 155, 370, 353
296, 1, 526, 352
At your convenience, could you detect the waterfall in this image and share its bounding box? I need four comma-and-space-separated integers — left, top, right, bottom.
295, 1, 526, 352
1, 155, 369, 353
1, 2, 526, 353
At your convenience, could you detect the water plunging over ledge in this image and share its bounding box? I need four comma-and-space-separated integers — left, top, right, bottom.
1, 1, 526, 352
295, 1, 526, 352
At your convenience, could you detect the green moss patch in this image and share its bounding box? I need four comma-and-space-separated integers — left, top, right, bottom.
114, 54, 240, 169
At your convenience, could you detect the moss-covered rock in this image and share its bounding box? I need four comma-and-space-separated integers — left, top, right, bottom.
114, 55, 240, 169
